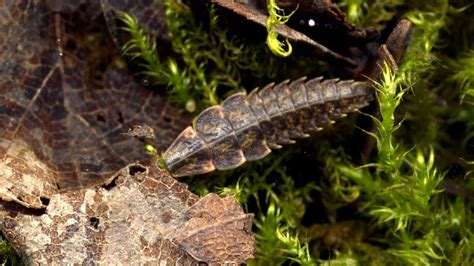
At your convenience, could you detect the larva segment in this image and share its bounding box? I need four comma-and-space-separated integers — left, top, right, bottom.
349, 81, 374, 108
273, 80, 308, 138
305, 77, 332, 126
320, 79, 344, 120
288, 77, 321, 134
247, 88, 281, 149
221, 93, 271, 161
194, 106, 246, 170
162, 127, 215, 177
258, 83, 295, 144
335, 80, 357, 113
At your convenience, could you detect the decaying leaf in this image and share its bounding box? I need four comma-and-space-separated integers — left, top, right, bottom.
124, 125, 156, 140
1, 2, 255, 264
0, 1, 190, 209
0, 163, 255, 264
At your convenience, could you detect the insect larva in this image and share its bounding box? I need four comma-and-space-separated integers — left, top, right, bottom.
163, 77, 373, 177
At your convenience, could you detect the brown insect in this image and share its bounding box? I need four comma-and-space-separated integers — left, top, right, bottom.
163, 77, 373, 177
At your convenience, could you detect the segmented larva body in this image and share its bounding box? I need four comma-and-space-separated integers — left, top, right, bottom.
163, 77, 373, 177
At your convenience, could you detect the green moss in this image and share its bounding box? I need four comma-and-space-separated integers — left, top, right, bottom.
119, 1, 278, 112
265, 0, 297, 57
451, 49, 474, 104
338, 0, 405, 29
0, 234, 21, 266
253, 201, 314, 265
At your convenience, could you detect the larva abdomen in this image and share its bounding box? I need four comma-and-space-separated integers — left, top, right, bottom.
163, 77, 373, 177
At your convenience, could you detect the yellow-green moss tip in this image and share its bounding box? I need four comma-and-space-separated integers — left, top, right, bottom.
265, 0, 297, 57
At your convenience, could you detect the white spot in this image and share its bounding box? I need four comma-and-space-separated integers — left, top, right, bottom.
185, 99, 196, 113
66, 218, 77, 226
308, 19, 316, 27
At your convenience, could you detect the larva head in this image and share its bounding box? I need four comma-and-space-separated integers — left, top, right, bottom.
162, 126, 215, 177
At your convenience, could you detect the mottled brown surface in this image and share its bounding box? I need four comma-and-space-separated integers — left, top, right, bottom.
164, 78, 373, 177
125, 124, 156, 140
0, 164, 255, 264
0, 0, 190, 208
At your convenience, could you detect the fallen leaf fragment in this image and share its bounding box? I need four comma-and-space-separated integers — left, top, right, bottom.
0, 163, 255, 264
0, 1, 190, 209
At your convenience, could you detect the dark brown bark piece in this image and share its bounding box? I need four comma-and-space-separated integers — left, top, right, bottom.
274, 0, 380, 45
210, 0, 356, 66
364, 19, 414, 80
385, 20, 414, 68
0, 164, 255, 264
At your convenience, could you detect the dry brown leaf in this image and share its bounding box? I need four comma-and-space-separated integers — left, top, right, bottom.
0, 0, 190, 208
1, 164, 255, 264
0, 1, 255, 264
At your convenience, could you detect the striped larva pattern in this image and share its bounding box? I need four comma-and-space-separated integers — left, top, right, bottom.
163, 77, 373, 177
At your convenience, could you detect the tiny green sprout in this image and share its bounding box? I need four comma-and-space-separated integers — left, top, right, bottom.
217, 176, 247, 204
318, 250, 359, 265
463, 159, 474, 178
118, 12, 167, 84
346, 0, 364, 23
145, 144, 158, 155
266, 0, 297, 57
275, 226, 314, 265
360, 62, 407, 176
0, 235, 20, 266
157, 152, 167, 170
338, 0, 406, 29
254, 200, 314, 265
